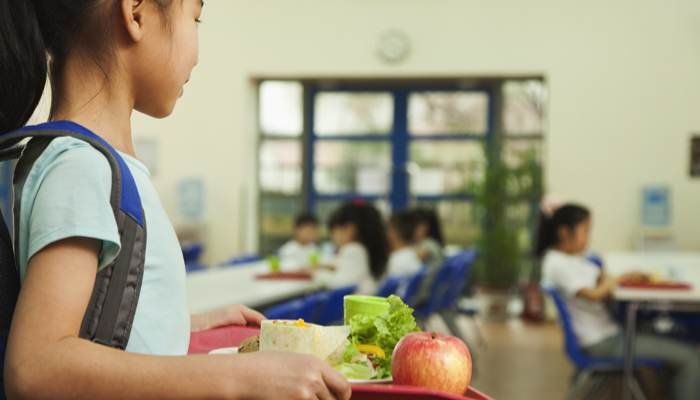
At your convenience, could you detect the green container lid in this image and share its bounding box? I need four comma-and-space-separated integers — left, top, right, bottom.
344, 295, 389, 324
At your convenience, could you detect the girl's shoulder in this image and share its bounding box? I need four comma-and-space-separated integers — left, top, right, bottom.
27, 136, 112, 177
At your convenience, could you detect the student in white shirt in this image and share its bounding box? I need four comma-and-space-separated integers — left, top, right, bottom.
278, 214, 319, 272
538, 202, 700, 400
310, 202, 388, 295
386, 211, 423, 277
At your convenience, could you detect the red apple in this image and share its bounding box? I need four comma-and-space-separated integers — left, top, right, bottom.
391, 332, 472, 396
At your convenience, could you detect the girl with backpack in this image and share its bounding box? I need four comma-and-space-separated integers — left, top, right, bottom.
0, 1, 351, 399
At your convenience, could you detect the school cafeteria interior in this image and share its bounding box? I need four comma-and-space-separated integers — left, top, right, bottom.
16, 1, 700, 399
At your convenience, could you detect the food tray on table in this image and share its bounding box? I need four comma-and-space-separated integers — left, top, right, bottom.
255, 272, 312, 280
189, 326, 494, 400
620, 282, 692, 290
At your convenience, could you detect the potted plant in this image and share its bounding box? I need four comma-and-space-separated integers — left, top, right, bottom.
467, 138, 543, 319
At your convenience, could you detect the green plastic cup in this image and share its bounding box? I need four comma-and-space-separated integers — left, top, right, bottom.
266, 255, 280, 272
344, 295, 389, 325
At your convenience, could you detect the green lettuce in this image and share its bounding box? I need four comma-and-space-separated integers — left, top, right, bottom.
338, 295, 420, 380
347, 295, 420, 358
333, 362, 374, 380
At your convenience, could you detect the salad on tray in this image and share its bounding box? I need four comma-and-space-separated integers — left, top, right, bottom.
333, 295, 420, 381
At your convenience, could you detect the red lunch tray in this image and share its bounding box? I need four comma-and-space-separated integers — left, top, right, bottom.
620, 282, 692, 290
189, 326, 494, 400
255, 272, 313, 280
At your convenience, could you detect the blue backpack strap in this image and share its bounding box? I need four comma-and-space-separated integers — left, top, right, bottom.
0, 121, 146, 351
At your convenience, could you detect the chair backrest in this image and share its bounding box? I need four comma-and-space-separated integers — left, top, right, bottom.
440, 249, 478, 310
376, 275, 405, 298
298, 291, 331, 322
541, 285, 597, 368
264, 299, 306, 320
400, 269, 428, 305
412, 264, 451, 315
315, 285, 358, 325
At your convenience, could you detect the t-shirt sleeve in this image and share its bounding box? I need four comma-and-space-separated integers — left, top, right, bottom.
23, 140, 121, 271
551, 260, 598, 298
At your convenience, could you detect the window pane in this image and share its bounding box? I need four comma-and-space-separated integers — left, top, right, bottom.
314, 141, 391, 195
314, 92, 393, 136
502, 139, 543, 168
414, 201, 480, 247
260, 196, 301, 255
259, 139, 302, 194
502, 80, 547, 135
409, 141, 485, 195
259, 81, 303, 136
408, 92, 489, 136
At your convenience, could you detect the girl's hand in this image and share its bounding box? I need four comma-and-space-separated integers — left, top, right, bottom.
235, 351, 351, 400
617, 271, 647, 285
191, 304, 266, 332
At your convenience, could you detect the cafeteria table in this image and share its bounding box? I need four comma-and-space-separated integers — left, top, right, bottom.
605, 252, 700, 400
189, 325, 494, 400
186, 261, 321, 314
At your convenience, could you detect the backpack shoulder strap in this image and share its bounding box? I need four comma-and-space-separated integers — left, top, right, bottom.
0, 121, 146, 350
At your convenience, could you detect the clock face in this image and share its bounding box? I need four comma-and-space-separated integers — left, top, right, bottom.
376, 30, 410, 64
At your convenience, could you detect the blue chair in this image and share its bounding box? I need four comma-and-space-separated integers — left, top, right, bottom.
375, 275, 406, 298
412, 262, 453, 318
181, 242, 203, 262
440, 249, 478, 311
265, 299, 306, 320
543, 286, 665, 400
398, 269, 428, 305
315, 285, 358, 325
264, 291, 330, 321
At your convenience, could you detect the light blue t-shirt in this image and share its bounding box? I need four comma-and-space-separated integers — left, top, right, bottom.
16, 136, 190, 355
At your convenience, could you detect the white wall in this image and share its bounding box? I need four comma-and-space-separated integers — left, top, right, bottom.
132, 0, 700, 263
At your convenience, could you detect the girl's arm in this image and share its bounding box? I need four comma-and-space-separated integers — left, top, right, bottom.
5, 237, 350, 400
576, 271, 645, 302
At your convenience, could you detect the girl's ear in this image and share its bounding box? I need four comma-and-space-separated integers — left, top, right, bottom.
121, 0, 145, 43
556, 224, 570, 243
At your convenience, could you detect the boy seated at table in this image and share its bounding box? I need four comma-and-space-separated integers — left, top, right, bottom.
386, 211, 423, 277
278, 213, 319, 272
538, 199, 700, 400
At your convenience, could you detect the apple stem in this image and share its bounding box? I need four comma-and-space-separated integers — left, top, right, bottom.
431, 332, 437, 340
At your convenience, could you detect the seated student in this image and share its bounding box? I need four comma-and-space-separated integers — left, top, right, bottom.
538, 202, 700, 400
411, 208, 445, 305
310, 202, 388, 296
413, 208, 445, 271
386, 211, 423, 277
278, 213, 319, 272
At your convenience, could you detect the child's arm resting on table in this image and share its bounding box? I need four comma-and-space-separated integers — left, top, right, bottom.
5, 237, 351, 400
576, 271, 646, 302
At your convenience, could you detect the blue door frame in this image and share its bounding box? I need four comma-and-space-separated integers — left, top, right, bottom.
305, 85, 495, 214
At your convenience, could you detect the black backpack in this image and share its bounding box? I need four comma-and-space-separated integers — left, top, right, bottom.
0, 121, 146, 395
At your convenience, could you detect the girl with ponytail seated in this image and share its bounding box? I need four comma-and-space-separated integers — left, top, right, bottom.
309, 201, 389, 296
537, 197, 700, 400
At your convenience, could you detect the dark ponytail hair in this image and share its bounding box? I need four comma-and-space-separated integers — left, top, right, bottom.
0, 0, 178, 136
328, 202, 389, 280
0, 0, 47, 135
414, 207, 445, 247
535, 204, 590, 257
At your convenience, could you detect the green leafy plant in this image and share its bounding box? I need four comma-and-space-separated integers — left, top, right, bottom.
467, 139, 543, 287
